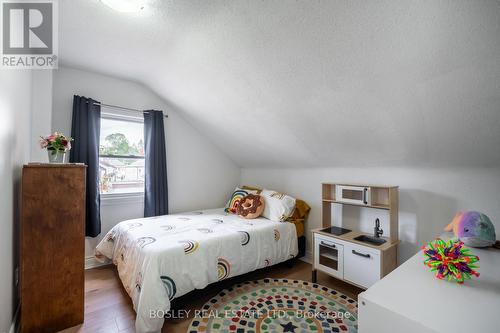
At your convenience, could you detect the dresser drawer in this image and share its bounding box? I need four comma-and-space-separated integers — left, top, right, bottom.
344, 243, 380, 288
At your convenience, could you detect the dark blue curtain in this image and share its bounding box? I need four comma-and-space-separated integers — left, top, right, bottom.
144, 110, 168, 217
70, 95, 101, 237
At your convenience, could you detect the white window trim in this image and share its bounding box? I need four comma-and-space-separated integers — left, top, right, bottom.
100, 108, 145, 201
101, 107, 144, 123
101, 191, 144, 206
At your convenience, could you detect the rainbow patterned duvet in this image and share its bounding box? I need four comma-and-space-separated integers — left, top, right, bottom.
95, 208, 298, 333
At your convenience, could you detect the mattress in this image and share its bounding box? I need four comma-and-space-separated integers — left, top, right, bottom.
95, 208, 298, 333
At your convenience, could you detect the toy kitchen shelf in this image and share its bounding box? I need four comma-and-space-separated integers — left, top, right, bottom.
312, 183, 400, 289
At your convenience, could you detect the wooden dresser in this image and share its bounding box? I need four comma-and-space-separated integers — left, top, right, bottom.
21, 164, 86, 333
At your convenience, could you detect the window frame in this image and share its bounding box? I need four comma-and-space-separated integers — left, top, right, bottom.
99, 109, 146, 199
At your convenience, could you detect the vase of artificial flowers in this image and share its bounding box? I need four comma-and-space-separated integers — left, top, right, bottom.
40, 132, 73, 163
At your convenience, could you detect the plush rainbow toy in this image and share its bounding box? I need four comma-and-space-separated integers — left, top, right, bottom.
422, 238, 480, 284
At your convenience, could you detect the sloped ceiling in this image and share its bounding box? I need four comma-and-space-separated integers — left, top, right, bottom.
59, 0, 500, 167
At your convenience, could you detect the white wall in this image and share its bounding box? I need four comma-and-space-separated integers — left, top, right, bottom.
52, 66, 240, 256
241, 167, 500, 262
0, 71, 34, 333
30, 71, 53, 162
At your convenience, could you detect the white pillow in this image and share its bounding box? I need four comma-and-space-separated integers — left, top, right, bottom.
261, 189, 296, 222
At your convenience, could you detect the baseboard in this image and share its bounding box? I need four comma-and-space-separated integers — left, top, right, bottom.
299, 249, 313, 264
9, 305, 19, 333
85, 255, 108, 270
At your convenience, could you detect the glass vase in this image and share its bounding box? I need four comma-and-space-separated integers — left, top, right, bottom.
47, 150, 66, 163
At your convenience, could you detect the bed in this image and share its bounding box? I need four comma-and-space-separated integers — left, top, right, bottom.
95, 208, 300, 333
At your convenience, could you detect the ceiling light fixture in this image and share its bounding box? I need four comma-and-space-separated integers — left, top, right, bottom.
100, 0, 146, 13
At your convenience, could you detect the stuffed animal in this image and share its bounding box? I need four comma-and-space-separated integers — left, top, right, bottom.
445, 211, 496, 248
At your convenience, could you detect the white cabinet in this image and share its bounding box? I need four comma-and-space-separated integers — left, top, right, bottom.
313, 232, 389, 289
314, 234, 344, 279
358, 238, 500, 333
344, 243, 380, 288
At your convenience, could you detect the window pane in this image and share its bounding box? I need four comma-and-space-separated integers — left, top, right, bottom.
99, 157, 144, 194
99, 117, 145, 194
100, 118, 144, 156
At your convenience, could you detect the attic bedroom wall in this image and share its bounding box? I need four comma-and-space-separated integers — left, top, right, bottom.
0, 71, 33, 333
51, 66, 240, 256
241, 167, 500, 262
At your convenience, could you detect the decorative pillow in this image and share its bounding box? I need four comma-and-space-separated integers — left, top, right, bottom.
260, 189, 296, 222
224, 187, 258, 214
237, 194, 265, 219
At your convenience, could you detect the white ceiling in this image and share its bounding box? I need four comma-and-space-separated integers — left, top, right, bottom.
59, 0, 500, 167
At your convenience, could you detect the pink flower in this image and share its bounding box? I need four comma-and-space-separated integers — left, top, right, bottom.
39, 139, 48, 148
40, 132, 73, 151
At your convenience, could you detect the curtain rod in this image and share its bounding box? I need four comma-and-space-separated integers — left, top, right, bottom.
90, 101, 168, 118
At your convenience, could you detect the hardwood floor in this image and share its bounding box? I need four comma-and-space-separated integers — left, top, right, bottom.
59, 260, 362, 333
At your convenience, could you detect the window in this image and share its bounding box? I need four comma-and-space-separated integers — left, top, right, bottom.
99, 114, 145, 195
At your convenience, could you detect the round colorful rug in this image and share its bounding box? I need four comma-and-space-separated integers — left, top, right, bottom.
187, 278, 358, 333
